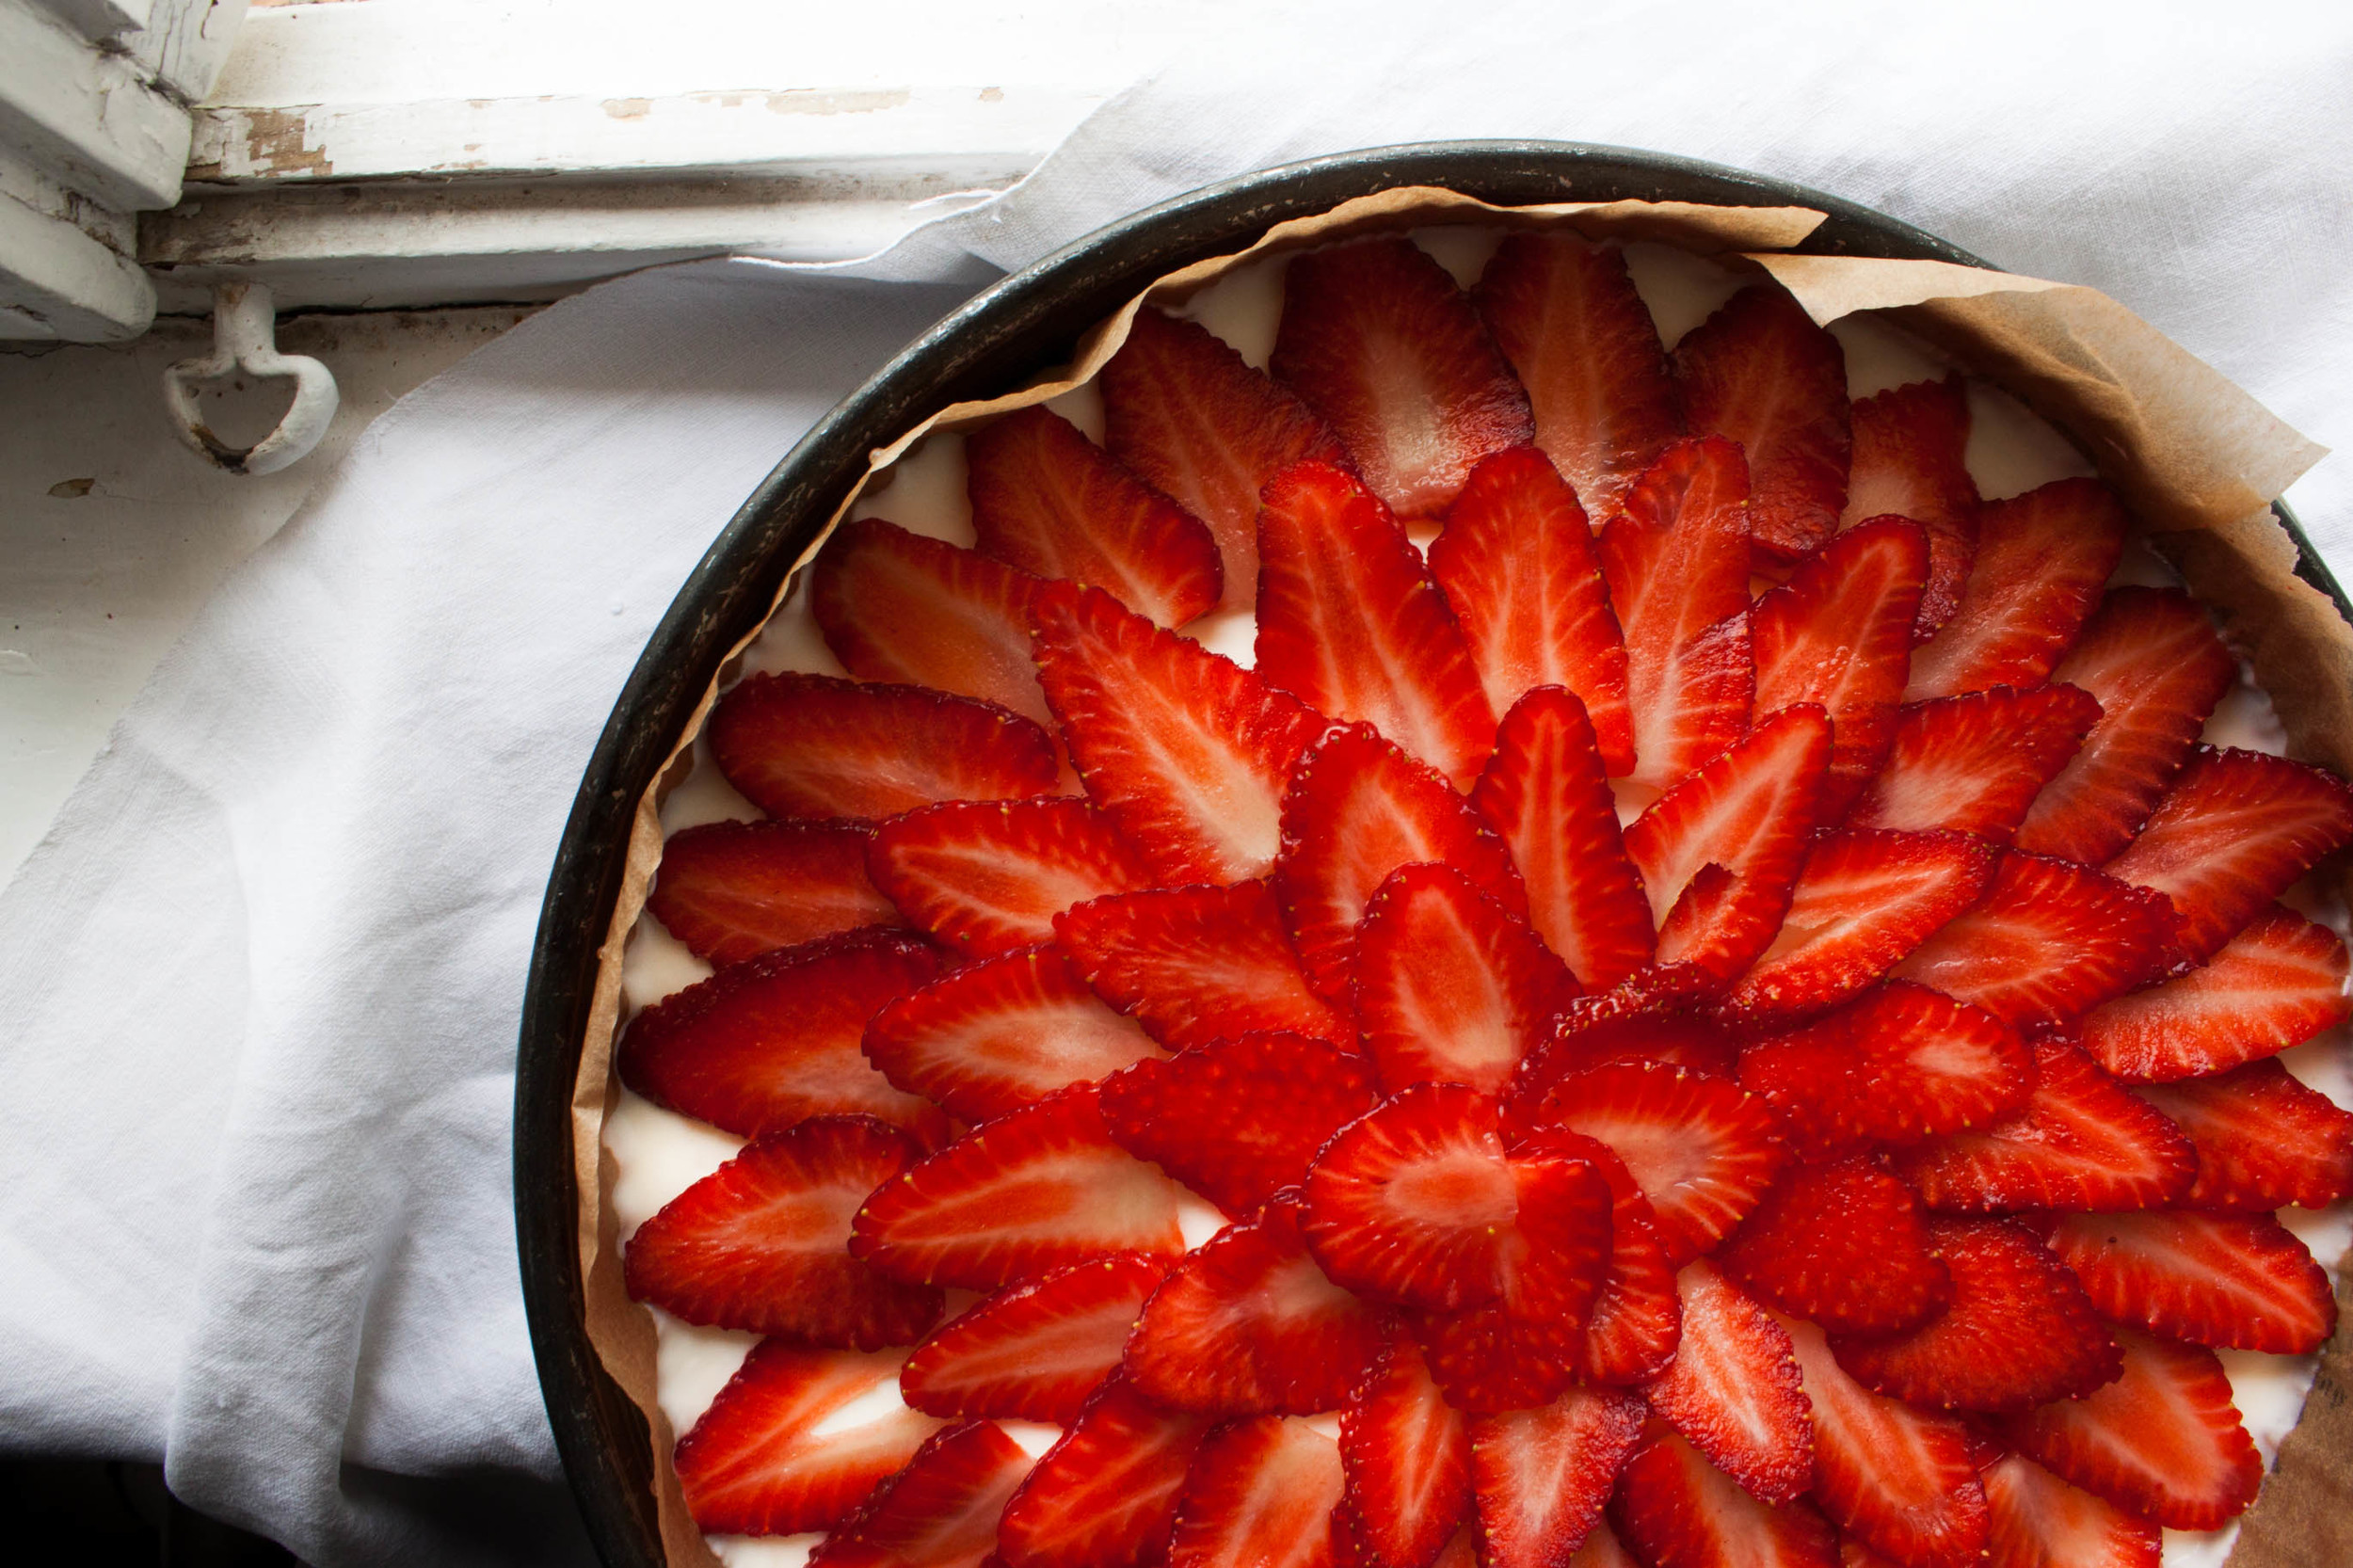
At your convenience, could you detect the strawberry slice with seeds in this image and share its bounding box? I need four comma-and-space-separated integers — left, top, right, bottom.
1473, 232, 1683, 522
868, 798, 1153, 958
1170, 1416, 1349, 1568
851, 1084, 1188, 1289
628, 1116, 944, 1344
1100, 306, 1351, 611
1340, 1332, 1473, 1568
2000, 1326, 2261, 1532
1673, 282, 1850, 563
1275, 724, 1529, 1001
1032, 583, 1328, 885
1271, 237, 1535, 520
1429, 445, 1636, 771
649, 818, 905, 966
1903, 478, 2127, 702
1609, 1429, 1841, 1568
2043, 1209, 2337, 1354
2078, 904, 2352, 1081
1524, 986, 1742, 1080
1828, 1219, 2120, 1413
810, 1417, 1032, 1568
1641, 1261, 1814, 1505
862, 945, 1165, 1125
1127, 1196, 1386, 1416
2103, 745, 2353, 964
1727, 829, 1998, 1019
1257, 460, 1497, 788
1353, 861, 1579, 1096
1889, 852, 2178, 1029
1736, 983, 2031, 1153
1980, 1452, 2159, 1568
1652, 862, 1794, 988
1782, 1315, 1991, 1568
1717, 1156, 1952, 1336
1470, 686, 1655, 991
1846, 685, 2103, 843
676, 1343, 946, 1535
900, 1254, 1172, 1424
1841, 376, 1979, 639
1468, 1387, 1649, 1568
998, 1370, 1214, 1568
1597, 437, 1756, 788
965, 403, 1223, 626
1056, 880, 1352, 1048
1571, 1138, 1685, 1387
1625, 705, 1832, 933
2135, 1059, 2353, 1211
712, 672, 1062, 823
1753, 518, 1929, 813
622, 929, 948, 1144
1897, 1039, 2196, 1214
811, 515, 1054, 728
2012, 588, 2238, 864
1099, 1031, 1380, 1216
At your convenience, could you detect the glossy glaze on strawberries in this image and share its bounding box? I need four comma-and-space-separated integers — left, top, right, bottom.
607, 226, 2353, 1568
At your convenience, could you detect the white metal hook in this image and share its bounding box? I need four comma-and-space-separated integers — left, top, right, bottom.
162, 282, 340, 475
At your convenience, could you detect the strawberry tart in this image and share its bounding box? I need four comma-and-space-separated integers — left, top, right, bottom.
597, 215, 2353, 1568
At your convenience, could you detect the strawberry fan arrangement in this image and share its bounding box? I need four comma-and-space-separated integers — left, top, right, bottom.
613, 229, 2353, 1568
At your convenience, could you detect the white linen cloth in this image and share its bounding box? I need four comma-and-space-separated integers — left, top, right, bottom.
3, 4, 2349, 1561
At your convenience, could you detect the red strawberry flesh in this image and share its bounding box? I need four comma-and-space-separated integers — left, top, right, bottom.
1056, 879, 1352, 1048
1903, 478, 2125, 702
648, 818, 905, 966
868, 796, 1152, 958
899, 1253, 1172, 1424
1673, 281, 1850, 564
1841, 376, 1979, 639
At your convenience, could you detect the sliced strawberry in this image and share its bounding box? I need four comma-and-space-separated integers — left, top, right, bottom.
1100, 306, 1351, 611
810, 515, 1054, 727
1727, 829, 1997, 1019
1782, 1315, 1990, 1568
2012, 588, 2238, 863
1275, 724, 1528, 1001
1736, 983, 2031, 1153
2079, 904, 2352, 1081
1032, 582, 1328, 884
1841, 376, 1979, 639
1753, 518, 1928, 812
868, 798, 1152, 958
1128, 1197, 1386, 1416
1257, 460, 1497, 788
2043, 1208, 2336, 1354
622, 929, 947, 1144
863, 944, 1165, 1125
1652, 862, 1794, 988
1099, 1031, 1380, 1216
1430, 445, 1635, 771
965, 403, 1223, 626
1673, 282, 1850, 563
1641, 1261, 1814, 1505
676, 1342, 946, 1535
1903, 478, 2127, 701
1524, 986, 1742, 1081
649, 818, 905, 966
1169, 1416, 1349, 1568
998, 1370, 1214, 1568
1597, 437, 1755, 788
1271, 237, 1534, 520
1055, 880, 1352, 1048
1897, 1039, 2196, 1214
1846, 685, 2103, 843
712, 672, 1061, 823
1339, 1332, 1472, 1568
1468, 1387, 1648, 1568
2135, 1058, 2353, 1211
900, 1253, 1172, 1424
2000, 1326, 2261, 1532
1567, 1136, 1685, 1388
1611, 1429, 1840, 1568
811, 1418, 1033, 1568
1980, 1452, 2159, 1568
1888, 852, 2178, 1029
1470, 686, 1655, 990
1716, 1156, 1951, 1336
1625, 706, 1831, 936
1828, 1219, 2119, 1413
1505, 1057, 1786, 1264
1354, 861, 1578, 1096
2103, 745, 2353, 964
1473, 232, 1682, 521
851, 1084, 1187, 1289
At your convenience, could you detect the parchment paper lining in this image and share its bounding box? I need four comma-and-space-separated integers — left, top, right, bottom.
563, 185, 2345, 1568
